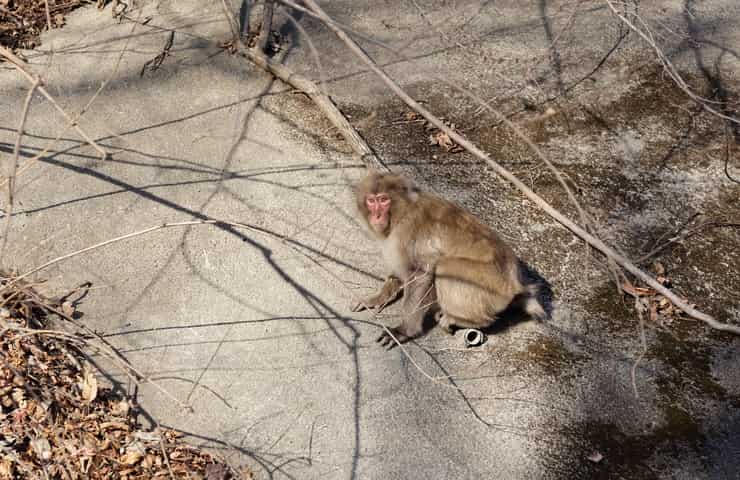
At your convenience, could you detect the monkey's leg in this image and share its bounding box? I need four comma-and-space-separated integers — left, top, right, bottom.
435, 257, 517, 330
434, 311, 460, 335
376, 271, 435, 349
350, 276, 403, 312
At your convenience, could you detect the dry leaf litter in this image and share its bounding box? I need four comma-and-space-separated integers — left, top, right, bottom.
0, 272, 252, 479
0, 0, 93, 51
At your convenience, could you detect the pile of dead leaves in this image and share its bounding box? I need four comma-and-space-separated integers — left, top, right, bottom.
623, 262, 692, 326
395, 110, 465, 153
0, 0, 88, 51
0, 273, 250, 479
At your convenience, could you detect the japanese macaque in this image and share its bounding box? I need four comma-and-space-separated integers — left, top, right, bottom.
351, 171, 545, 348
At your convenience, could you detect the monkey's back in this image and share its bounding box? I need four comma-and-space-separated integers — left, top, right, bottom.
405, 193, 520, 282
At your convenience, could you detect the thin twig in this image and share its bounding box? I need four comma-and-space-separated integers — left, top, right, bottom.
220, 0, 241, 39
381, 326, 461, 389
43, 0, 53, 31
9, 218, 346, 289
299, 0, 737, 334
639, 212, 700, 259
631, 297, 648, 399
140, 30, 175, 77
637, 221, 740, 263
725, 123, 739, 184
0, 46, 107, 160
157, 427, 176, 480
1, 80, 38, 263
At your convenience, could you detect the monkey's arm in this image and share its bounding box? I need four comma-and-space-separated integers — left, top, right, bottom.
350, 276, 403, 312
376, 271, 434, 349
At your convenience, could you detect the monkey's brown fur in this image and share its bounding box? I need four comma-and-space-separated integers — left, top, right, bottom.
352, 171, 545, 348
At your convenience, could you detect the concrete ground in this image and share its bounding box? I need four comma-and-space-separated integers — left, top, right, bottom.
1, 0, 739, 479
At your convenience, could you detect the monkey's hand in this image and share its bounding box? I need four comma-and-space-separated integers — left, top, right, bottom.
376, 327, 410, 350
350, 277, 403, 313
350, 295, 381, 313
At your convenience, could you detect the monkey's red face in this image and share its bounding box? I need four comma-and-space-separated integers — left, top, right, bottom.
366, 193, 391, 234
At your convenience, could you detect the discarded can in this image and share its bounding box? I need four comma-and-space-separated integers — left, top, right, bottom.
463, 328, 486, 347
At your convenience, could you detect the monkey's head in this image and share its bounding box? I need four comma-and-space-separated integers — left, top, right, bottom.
355, 171, 419, 237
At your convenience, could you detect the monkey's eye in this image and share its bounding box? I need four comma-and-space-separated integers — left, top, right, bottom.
366, 196, 377, 205
377, 195, 390, 204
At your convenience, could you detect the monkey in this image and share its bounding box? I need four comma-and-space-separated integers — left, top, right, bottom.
351, 171, 545, 349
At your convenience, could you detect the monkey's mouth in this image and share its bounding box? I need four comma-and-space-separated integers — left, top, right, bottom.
371, 220, 388, 234
370, 213, 386, 225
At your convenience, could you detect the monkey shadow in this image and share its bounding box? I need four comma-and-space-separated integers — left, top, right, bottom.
420, 260, 554, 337
519, 259, 555, 318
481, 260, 554, 335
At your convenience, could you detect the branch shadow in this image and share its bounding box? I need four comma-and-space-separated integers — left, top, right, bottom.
683, 0, 740, 142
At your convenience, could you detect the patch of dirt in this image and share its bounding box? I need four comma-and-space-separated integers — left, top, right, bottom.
339, 62, 740, 478
505, 333, 587, 377
549, 415, 704, 480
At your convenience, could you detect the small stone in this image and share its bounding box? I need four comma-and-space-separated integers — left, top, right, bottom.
587, 451, 603, 463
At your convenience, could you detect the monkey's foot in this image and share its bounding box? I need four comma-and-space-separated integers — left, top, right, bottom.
434, 311, 457, 335
376, 328, 409, 350
440, 324, 456, 335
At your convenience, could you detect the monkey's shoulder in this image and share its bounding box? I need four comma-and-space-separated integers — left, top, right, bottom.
415, 194, 496, 233
413, 193, 514, 258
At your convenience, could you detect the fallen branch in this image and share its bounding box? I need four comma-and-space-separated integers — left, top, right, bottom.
298, 0, 737, 334
243, 48, 387, 170
218, 0, 387, 172
0, 45, 107, 160
43, 0, 52, 31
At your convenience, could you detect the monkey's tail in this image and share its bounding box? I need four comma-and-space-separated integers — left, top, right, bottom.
521, 284, 547, 321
